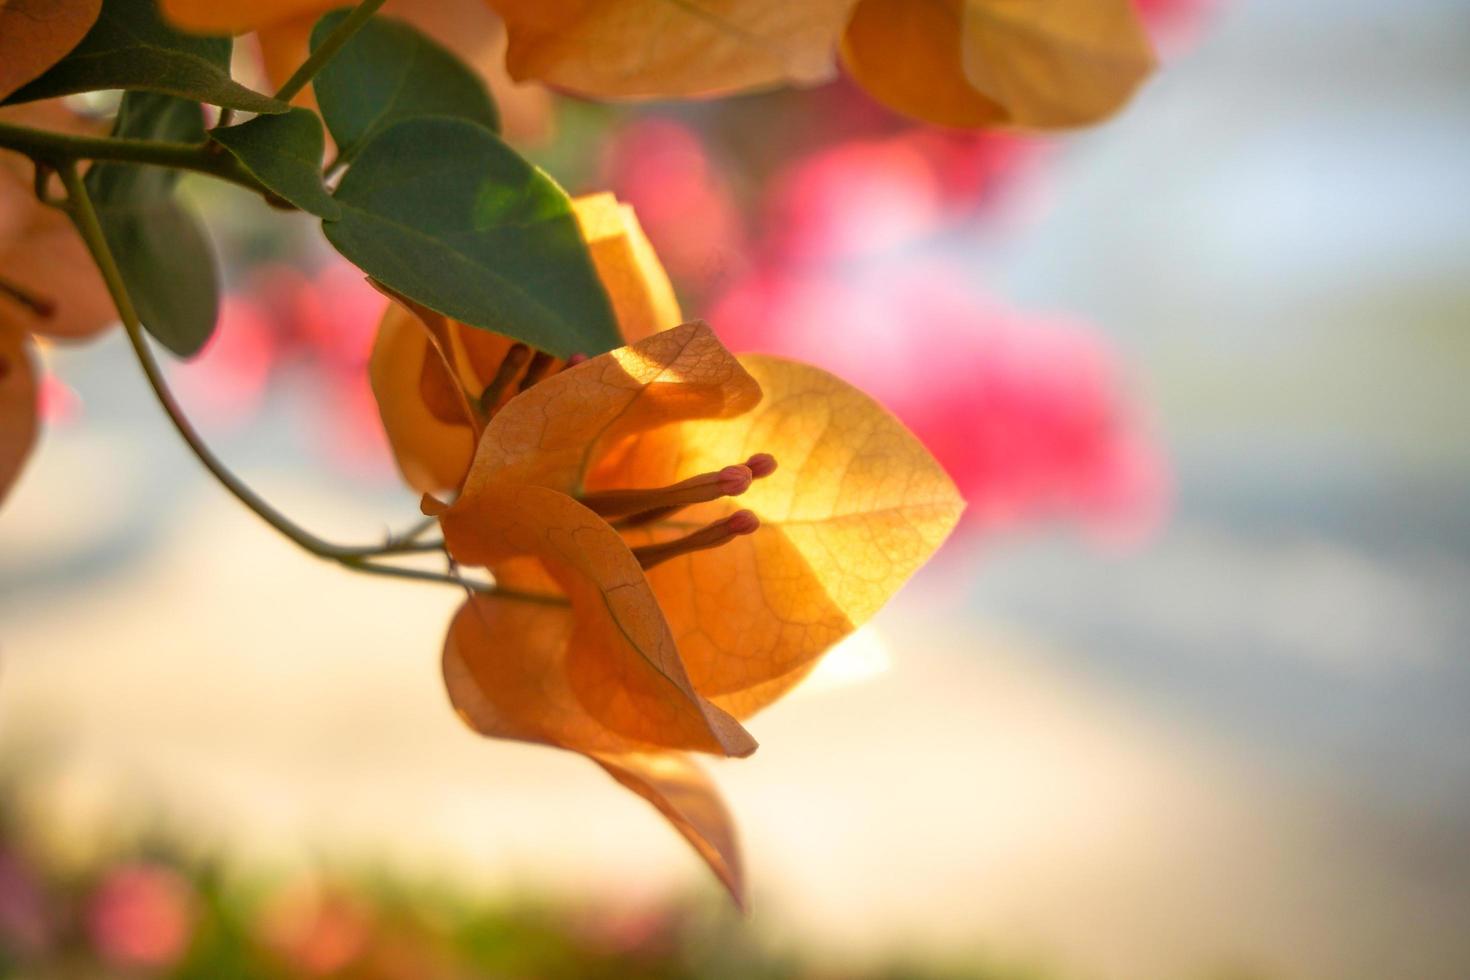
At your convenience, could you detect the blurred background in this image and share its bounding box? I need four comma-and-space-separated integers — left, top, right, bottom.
3, 0, 1469, 976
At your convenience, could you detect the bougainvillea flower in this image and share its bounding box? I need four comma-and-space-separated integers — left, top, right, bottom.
371, 192, 681, 494
410, 321, 962, 905
487, 0, 1154, 130
371, 196, 961, 901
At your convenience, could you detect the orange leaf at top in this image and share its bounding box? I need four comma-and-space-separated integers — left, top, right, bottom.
840, 0, 1155, 129
591, 356, 964, 718
158, 0, 332, 34
461, 321, 760, 498
0, 0, 101, 100
433, 482, 757, 758
0, 329, 37, 506
486, 0, 857, 99
443, 592, 746, 906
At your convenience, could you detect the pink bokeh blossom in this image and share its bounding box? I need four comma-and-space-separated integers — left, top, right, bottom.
86, 863, 195, 970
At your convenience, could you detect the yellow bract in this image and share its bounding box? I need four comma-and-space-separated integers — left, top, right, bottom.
840, 0, 1157, 128
0, 0, 102, 101
371, 193, 684, 495
403, 309, 961, 905
599, 354, 965, 717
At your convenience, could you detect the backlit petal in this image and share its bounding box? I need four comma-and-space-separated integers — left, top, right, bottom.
463, 321, 760, 496
841, 0, 1155, 129
443, 594, 745, 904
436, 482, 757, 756
595, 355, 964, 717
487, 0, 855, 99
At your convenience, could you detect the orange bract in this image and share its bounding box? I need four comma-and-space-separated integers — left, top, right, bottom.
486, 0, 855, 99
487, 0, 1155, 129
840, 0, 1157, 129
397, 302, 961, 903
0, 0, 102, 101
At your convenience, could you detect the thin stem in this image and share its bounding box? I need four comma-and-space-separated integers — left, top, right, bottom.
0, 122, 271, 198
60, 162, 346, 557
274, 0, 390, 103
57, 162, 559, 603
342, 558, 490, 593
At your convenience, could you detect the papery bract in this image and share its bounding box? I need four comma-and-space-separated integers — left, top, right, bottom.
840, 0, 1156, 129
487, 0, 855, 99
404, 317, 963, 905
0, 0, 102, 101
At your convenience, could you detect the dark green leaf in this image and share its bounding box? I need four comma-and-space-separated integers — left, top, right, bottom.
323, 117, 618, 359
102, 201, 220, 357
4, 0, 286, 113
209, 109, 339, 219
312, 8, 499, 165
87, 92, 219, 357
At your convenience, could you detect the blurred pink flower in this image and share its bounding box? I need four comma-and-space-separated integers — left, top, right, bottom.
173, 294, 277, 430
599, 118, 747, 293
36, 372, 81, 426
712, 262, 1168, 542
761, 131, 1043, 265
1135, 0, 1216, 54
85, 862, 195, 970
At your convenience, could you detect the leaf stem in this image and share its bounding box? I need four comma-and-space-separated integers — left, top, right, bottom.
56, 162, 558, 603
274, 0, 390, 103
0, 121, 270, 198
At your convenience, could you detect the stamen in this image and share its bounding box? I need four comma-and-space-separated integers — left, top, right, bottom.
582, 464, 753, 519
745, 453, 778, 479
517, 350, 558, 392
610, 455, 778, 528
477, 343, 530, 415
632, 510, 760, 570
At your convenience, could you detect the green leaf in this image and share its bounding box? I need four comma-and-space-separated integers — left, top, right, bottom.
87, 92, 219, 357
323, 117, 618, 359
4, 0, 286, 113
102, 200, 220, 357
209, 109, 340, 219
312, 8, 499, 165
